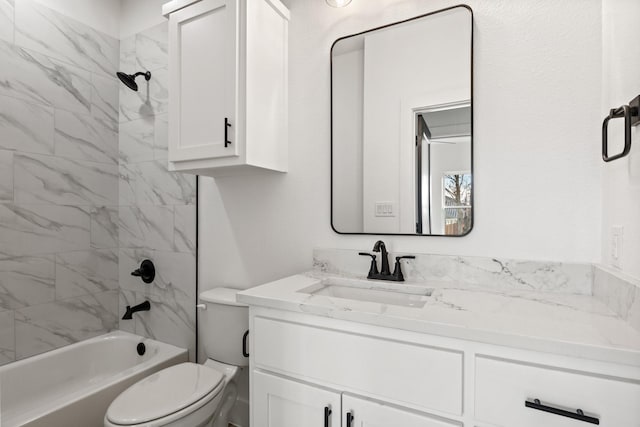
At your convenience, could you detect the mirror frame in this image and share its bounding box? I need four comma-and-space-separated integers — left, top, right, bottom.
330, 4, 474, 237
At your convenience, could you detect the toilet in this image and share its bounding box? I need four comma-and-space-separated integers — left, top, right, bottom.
104, 288, 249, 427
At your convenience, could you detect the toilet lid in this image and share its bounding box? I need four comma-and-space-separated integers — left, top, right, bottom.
107, 362, 224, 425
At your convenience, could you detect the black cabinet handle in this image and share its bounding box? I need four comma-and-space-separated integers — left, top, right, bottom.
225, 117, 232, 147
346, 411, 354, 427
525, 399, 599, 424
242, 330, 249, 357
323, 406, 332, 427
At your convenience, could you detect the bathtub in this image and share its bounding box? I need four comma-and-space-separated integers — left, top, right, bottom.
0, 331, 188, 427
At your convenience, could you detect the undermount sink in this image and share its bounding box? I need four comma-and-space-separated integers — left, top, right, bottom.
300, 279, 432, 308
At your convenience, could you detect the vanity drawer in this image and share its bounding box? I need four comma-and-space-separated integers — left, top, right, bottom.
253, 317, 463, 416
475, 356, 640, 426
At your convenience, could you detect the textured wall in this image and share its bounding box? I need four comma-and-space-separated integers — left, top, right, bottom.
601, 0, 640, 280
0, 0, 120, 364
199, 0, 603, 292
117, 22, 197, 361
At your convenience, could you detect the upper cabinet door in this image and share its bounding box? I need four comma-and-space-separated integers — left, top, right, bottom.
342, 394, 459, 427
168, 0, 239, 162
252, 370, 341, 427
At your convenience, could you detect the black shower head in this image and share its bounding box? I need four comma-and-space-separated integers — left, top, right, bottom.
116, 71, 151, 92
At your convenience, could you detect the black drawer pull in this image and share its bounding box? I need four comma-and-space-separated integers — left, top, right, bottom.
242, 330, 249, 357
525, 399, 599, 424
225, 117, 232, 147
324, 406, 332, 427
346, 411, 354, 427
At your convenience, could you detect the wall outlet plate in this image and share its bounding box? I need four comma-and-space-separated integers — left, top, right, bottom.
374, 202, 396, 217
611, 226, 624, 269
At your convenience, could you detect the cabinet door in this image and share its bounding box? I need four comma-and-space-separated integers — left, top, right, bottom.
253, 370, 341, 427
168, 0, 239, 163
342, 394, 459, 427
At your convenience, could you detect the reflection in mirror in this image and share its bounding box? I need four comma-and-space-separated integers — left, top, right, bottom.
415, 103, 471, 235
331, 6, 473, 236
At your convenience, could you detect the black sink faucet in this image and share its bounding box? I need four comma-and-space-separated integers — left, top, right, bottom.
372, 240, 390, 276
122, 300, 150, 320
359, 240, 415, 282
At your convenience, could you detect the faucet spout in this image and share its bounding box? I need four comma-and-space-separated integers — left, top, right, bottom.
372, 240, 390, 275
122, 300, 150, 320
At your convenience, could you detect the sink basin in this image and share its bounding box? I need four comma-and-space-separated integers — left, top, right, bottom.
300, 279, 432, 308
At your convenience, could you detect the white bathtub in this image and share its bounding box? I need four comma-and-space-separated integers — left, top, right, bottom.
0, 331, 188, 427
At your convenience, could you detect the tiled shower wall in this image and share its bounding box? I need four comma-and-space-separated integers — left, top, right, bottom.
0, 0, 120, 364
0, 2, 197, 365
117, 22, 197, 360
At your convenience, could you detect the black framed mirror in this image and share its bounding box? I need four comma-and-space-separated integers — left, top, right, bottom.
331, 5, 473, 236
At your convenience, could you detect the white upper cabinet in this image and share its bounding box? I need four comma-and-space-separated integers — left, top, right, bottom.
164, 0, 289, 176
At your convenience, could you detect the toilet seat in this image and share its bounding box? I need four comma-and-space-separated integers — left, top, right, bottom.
106, 363, 224, 426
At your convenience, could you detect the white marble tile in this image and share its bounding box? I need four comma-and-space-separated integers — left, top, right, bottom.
91, 206, 118, 249
0, 0, 13, 44
55, 249, 118, 300
152, 251, 196, 301
14, 0, 119, 76
119, 163, 139, 207
0, 40, 92, 114
14, 290, 118, 359
119, 36, 136, 73
154, 113, 168, 160
118, 205, 174, 251
14, 153, 118, 206
0, 255, 55, 310
142, 66, 168, 115
54, 109, 118, 164
0, 310, 15, 366
137, 160, 196, 205
119, 117, 154, 163
174, 204, 196, 255
134, 292, 195, 361
91, 73, 119, 129
136, 22, 168, 72
0, 204, 90, 256
313, 249, 594, 295
0, 94, 54, 155
0, 149, 13, 201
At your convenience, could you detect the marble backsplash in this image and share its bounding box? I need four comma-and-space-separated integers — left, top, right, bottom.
313, 248, 594, 294
313, 248, 640, 334
593, 266, 640, 334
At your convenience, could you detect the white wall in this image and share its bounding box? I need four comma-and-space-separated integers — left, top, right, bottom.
119, 0, 167, 39
34, 0, 121, 37
601, 0, 640, 280
199, 0, 603, 291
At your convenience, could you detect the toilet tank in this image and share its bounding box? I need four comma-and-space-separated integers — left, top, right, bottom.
199, 288, 249, 367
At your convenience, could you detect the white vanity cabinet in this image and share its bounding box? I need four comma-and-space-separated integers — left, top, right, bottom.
163, 0, 289, 177
248, 308, 640, 427
253, 370, 341, 427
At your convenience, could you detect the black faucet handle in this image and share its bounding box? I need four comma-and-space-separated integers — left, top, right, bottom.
392, 256, 416, 282
359, 252, 379, 278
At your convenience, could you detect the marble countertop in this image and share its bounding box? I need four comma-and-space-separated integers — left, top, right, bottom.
237, 273, 640, 367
